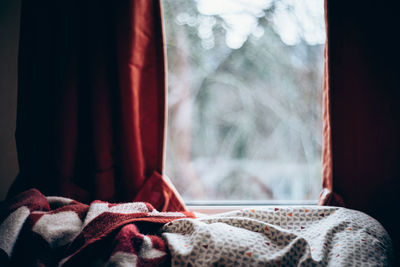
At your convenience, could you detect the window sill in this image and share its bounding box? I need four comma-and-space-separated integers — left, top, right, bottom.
187, 200, 318, 215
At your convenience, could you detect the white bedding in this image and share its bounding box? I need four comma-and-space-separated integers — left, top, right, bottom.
162, 206, 392, 266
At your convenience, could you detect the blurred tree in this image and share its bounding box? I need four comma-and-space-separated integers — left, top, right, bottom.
163, 0, 324, 201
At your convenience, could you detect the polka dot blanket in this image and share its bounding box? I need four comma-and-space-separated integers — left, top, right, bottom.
162, 207, 393, 266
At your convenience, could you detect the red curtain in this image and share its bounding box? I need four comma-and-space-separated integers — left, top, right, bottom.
8, 0, 186, 211
320, 0, 400, 258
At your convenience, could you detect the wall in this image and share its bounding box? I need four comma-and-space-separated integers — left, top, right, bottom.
0, 0, 21, 200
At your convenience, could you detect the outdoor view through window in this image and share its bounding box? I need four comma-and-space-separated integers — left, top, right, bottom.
163, 0, 325, 202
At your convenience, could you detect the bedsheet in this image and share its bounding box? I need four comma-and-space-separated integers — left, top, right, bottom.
162, 206, 393, 266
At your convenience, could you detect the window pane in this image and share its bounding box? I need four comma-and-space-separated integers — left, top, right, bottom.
163, 0, 325, 201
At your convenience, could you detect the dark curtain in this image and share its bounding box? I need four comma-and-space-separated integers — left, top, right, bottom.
320, 0, 400, 258
8, 0, 186, 211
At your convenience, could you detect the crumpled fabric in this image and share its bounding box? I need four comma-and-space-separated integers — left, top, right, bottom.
0, 188, 195, 266
162, 206, 393, 266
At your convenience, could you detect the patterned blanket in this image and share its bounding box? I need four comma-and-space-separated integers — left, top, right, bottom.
162, 207, 393, 266
0, 189, 393, 266
0, 189, 194, 266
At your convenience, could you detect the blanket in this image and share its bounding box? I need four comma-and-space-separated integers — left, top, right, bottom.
0, 189, 194, 266
162, 207, 393, 266
0, 189, 393, 266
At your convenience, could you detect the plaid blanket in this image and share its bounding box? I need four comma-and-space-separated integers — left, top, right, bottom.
0, 189, 194, 266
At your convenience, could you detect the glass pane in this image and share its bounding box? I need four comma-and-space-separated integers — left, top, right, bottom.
163, 0, 325, 201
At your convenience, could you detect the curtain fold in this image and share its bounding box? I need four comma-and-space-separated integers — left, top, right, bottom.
318, 0, 344, 207
8, 0, 186, 211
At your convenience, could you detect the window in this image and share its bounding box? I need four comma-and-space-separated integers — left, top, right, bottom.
163, 0, 325, 203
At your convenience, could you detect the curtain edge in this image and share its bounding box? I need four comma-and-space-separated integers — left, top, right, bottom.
318, 0, 344, 207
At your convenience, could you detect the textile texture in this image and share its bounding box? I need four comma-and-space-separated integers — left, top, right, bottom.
163, 207, 393, 266
9, 0, 186, 211
1, 189, 393, 266
0, 189, 194, 266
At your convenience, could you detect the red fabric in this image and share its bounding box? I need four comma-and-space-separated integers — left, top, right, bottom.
0, 188, 194, 266
320, 0, 400, 258
9, 0, 185, 211
318, 0, 344, 208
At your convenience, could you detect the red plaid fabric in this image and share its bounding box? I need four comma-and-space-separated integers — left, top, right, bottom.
0, 189, 195, 266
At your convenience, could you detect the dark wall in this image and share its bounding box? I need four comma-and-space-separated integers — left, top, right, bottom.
0, 0, 20, 200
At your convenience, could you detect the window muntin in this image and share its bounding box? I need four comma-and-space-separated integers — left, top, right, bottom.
163, 0, 325, 202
